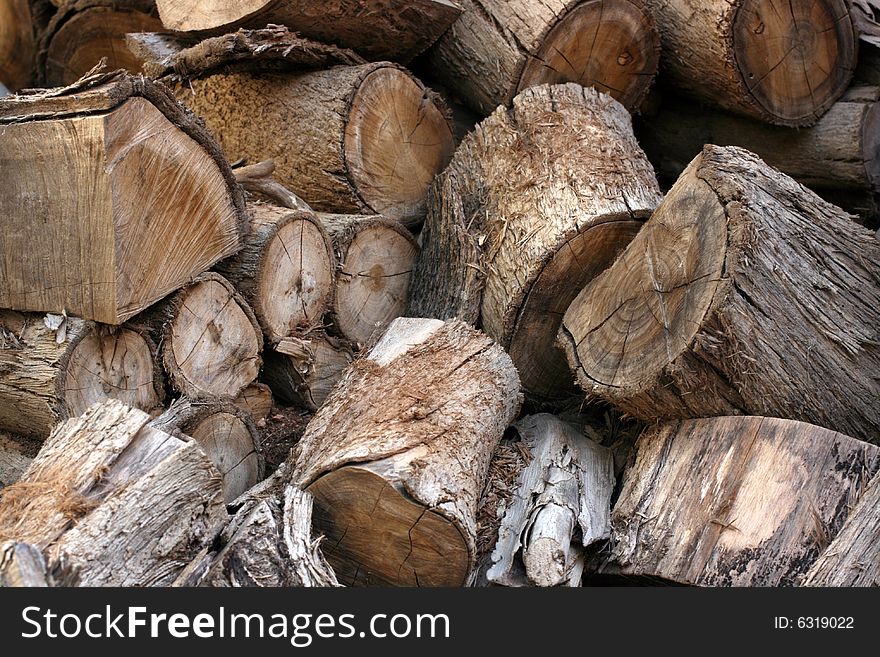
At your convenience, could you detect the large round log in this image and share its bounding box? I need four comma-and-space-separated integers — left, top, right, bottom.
181, 63, 455, 228
0, 310, 164, 438
642, 0, 857, 126
289, 318, 522, 586
409, 84, 661, 402
559, 145, 880, 444
428, 0, 660, 115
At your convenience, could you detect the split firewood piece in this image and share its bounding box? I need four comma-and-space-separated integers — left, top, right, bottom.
232, 160, 311, 212
559, 145, 880, 444
319, 214, 418, 344
643, 0, 857, 126
151, 398, 263, 503
804, 469, 880, 587
409, 84, 660, 402
262, 333, 354, 411
428, 0, 660, 115
0, 70, 246, 325
173, 485, 340, 587
216, 205, 335, 345
0, 400, 228, 586
609, 416, 880, 586
0, 310, 165, 438
232, 383, 273, 424
37, 0, 162, 86
154, 0, 462, 63
0, 434, 40, 489
181, 62, 455, 228
126, 25, 365, 81
138, 273, 263, 402
487, 414, 614, 587
0, 0, 53, 91
639, 86, 880, 200
288, 318, 522, 586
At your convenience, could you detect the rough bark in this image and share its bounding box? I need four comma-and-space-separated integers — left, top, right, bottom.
151, 398, 263, 504
0, 310, 165, 438
0, 70, 246, 325
486, 414, 614, 587
428, 0, 660, 115
642, 0, 857, 126
0, 400, 228, 586
608, 416, 880, 586
262, 332, 355, 411
409, 83, 660, 402
179, 63, 455, 228
216, 204, 335, 345
154, 0, 462, 63
559, 145, 880, 445
318, 213, 418, 344
136, 273, 263, 402
287, 318, 522, 586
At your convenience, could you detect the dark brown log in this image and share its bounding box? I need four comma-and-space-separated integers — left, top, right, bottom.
408, 84, 660, 402
0, 70, 246, 325
0, 0, 53, 91
608, 416, 880, 586
154, 0, 462, 63
559, 145, 880, 444
287, 318, 522, 586
428, 0, 660, 115
0, 400, 227, 586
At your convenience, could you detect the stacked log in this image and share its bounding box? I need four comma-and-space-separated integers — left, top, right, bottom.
0, 0, 53, 91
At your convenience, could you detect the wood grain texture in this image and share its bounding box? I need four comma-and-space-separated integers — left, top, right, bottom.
608, 416, 880, 586
0, 0, 52, 91
232, 383, 273, 423
409, 84, 660, 401
559, 145, 880, 444
288, 318, 522, 586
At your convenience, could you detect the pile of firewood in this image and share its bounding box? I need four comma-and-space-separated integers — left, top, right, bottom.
0, 0, 878, 588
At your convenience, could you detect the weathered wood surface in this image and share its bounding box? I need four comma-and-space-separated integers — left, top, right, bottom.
263, 333, 354, 411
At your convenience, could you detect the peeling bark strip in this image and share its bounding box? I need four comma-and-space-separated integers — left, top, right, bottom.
609, 416, 880, 586
0, 400, 228, 586
136, 273, 263, 402
408, 83, 660, 402
0, 70, 246, 325
174, 486, 340, 587
428, 0, 660, 114
0, 310, 164, 438
559, 145, 880, 445
487, 414, 614, 587
643, 0, 857, 126
155, 0, 461, 63
288, 318, 522, 586
181, 63, 455, 228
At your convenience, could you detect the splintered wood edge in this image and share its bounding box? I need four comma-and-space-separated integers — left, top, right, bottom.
308, 467, 470, 586
518, 0, 660, 110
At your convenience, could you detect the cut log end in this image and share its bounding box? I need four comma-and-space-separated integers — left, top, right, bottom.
0, 0, 36, 91
188, 411, 261, 503
308, 466, 470, 587
157, 0, 267, 32
517, 0, 660, 110
344, 68, 454, 224
732, 0, 856, 125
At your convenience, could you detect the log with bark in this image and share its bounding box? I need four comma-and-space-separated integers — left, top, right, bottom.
180, 62, 455, 228
152, 398, 263, 503
287, 318, 522, 586
0, 70, 246, 325
486, 414, 614, 587
642, 0, 858, 126
319, 213, 418, 344
262, 332, 355, 411
0, 0, 53, 91
0, 433, 40, 489
37, 0, 162, 86
0, 310, 165, 438
0, 541, 53, 587
427, 0, 660, 115
216, 204, 335, 345
409, 84, 661, 402
559, 145, 880, 444
0, 400, 228, 586
232, 383, 273, 424
136, 273, 263, 402
608, 416, 880, 586
154, 0, 462, 63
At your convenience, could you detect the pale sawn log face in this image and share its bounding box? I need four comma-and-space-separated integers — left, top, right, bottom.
611, 416, 880, 586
